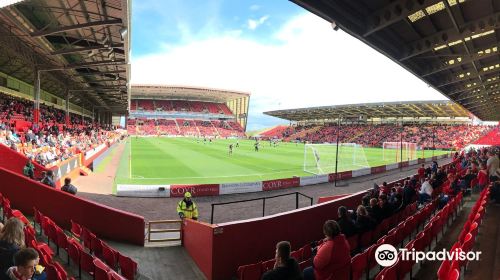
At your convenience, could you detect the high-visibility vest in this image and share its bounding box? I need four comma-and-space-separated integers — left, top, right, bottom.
177, 200, 198, 219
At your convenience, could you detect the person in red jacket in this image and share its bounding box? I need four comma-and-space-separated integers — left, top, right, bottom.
303, 220, 351, 280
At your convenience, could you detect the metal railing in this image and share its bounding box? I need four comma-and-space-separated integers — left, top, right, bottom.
210, 192, 313, 224
145, 220, 182, 243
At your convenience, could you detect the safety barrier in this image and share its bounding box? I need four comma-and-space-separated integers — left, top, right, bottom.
146, 220, 182, 243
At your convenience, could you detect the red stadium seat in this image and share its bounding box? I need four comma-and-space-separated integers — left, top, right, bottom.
102, 242, 119, 270
118, 253, 138, 280
94, 258, 111, 280
237, 262, 262, 280
375, 260, 399, 280
261, 259, 274, 272
351, 250, 368, 280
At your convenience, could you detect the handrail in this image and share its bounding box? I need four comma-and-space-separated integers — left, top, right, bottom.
210, 192, 313, 224
146, 219, 182, 243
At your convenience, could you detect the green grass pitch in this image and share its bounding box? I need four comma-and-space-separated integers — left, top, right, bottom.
114, 137, 450, 186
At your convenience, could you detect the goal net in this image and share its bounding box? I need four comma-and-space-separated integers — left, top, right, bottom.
382, 142, 417, 162
303, 143, 370, 175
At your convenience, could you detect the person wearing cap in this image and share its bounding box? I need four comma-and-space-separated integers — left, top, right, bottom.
176, 192, 198, 220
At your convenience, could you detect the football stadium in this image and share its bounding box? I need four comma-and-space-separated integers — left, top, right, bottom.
0, 1, 499, 280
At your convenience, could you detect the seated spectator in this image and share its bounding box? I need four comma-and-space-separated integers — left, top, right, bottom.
378, 194, 393, 219
370, 183, 380, 198
0, 218, 25, 280
61, 178, 77, 195
6, 248, 45, 280
402, 181, 416, 207
369, 198, 382, 222
261, 241, 302, 280
40, 170, 55, 188
337, 206, 357, 237
303, 220, 350, 280
354, 205, 375, 233
477, 163, 489, 191
22, 159, 35, 179
419, 177, 433, 204
380, 182, 390, 195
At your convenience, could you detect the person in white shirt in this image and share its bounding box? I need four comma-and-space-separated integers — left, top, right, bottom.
419, 177, 433, 204
486, 151, 499, 181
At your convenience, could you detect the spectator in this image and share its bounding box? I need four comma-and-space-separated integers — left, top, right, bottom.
337, 206, 357, 237
40, 170, 55, 188
22, 159, 35, 179
6, 248, 44, 280
369, 198, 382, 222
487, 151, 499, 181
0, 218, 25, 280
261, 241, 302, 280
354, 205, 375, 233
419, 177, 433, 204
380, 182, 390, 195
417, 164, 425, 180
402, 180, 416, 207
61, 178, 77, 195
477, 163, 489, 191
370, 183, 380, 198
303, 220, 350, 280
378, 194, 393, 219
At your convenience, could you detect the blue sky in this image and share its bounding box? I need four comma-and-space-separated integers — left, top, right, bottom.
131, 0, 447, 131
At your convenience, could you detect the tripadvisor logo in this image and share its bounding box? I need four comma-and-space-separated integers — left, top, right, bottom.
374, 244, 481, 267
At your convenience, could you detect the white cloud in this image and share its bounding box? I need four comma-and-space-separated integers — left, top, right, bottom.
247, 15, 269, 30
250, 4, 260, 11
131, 13, 447, 130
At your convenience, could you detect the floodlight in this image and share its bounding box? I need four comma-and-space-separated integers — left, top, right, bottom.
119, 27, 127, 40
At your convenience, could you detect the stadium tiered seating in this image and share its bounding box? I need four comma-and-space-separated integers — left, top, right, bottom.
206, 102, 221, 114
474, 127, 500, 145
157, 119, 179, 135
177, 119, 199, 136
137, 100, 154, 111
219, 104, 233, 115
155, 100, 174, 111
277, 124, 494, 150
0, 192, 137, 280
259, 125, 288, 139
437, 186, 490, 280
172, 100, 191, 112
195, 120, 218, 136
234, 154, 473, 280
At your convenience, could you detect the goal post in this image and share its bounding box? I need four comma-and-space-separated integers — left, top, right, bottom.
303, 143, 370, 175
382, 142, 417, 162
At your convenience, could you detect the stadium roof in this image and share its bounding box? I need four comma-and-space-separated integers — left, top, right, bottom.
291, 0, 500, 121
131, 85, 250, 103
264, 100, 471, 121
0, 0, 131, 114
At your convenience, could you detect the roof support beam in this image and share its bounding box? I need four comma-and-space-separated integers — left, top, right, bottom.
41, 59, 126, 70
421, 43, 499, 77
436, 68, 500, 88
363, 0, 442, 37
50, 43, 124, 56
30, 19, 122, 37
399, 12, 500, 61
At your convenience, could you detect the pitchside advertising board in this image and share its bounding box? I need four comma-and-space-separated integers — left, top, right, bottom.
262, 178, 300, 191
299, 174, 329, 186
169, 184, 220, 197
116, 184, 170, 197
220, 181, 263, 195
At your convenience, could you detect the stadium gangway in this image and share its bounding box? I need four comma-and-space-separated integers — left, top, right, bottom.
210, 192, 313, 224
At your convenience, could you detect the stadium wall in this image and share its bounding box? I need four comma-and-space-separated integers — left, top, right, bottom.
0, 167, 145, 245
184, 159, 454, 280
116, 153, 450, 198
